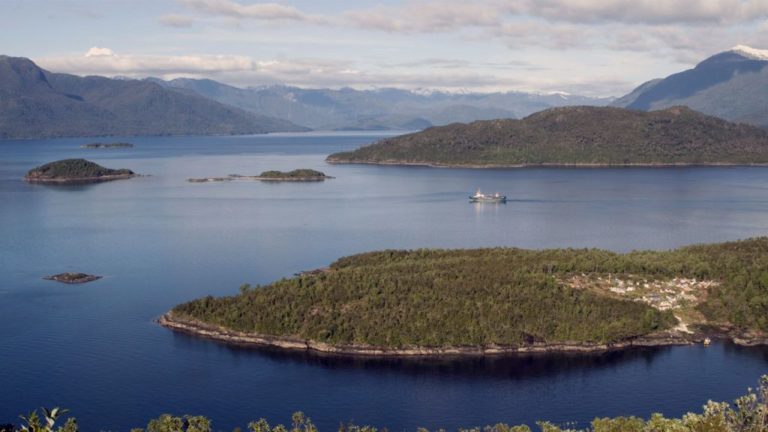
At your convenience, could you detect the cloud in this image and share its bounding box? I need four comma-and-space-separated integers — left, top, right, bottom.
159, 14, 195, 28
525, 0, 768, 25
343, 2, 504, 33
338, 0, 768, 33
383, 58, 533, 71
34, 47, 520, 92
165, 0, 768, 66
85, 47, 115, 57
177, 0, 307, 21
39, 48, 255, 76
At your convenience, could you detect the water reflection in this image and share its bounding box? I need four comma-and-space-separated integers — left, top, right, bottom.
170, 330, 672, 381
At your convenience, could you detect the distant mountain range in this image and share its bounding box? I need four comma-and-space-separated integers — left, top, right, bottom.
150, 78, 613, 131
613, 45, 768, 128
0, 56, 306, 139
3, 45, 767, 140
328, 106, 768, 167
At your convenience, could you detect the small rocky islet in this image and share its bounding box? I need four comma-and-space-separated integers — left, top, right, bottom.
80, 142, 134, 149
43, 272, 101, 284
188, 169, 332, 183
24, 158, 136, 184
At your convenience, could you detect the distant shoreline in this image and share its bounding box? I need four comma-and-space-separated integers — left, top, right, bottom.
24, 173, 138, 184
325, 158, 768, 169
159, 312, 710, 357
0, 130, 406, 142
188, 175, 333, 183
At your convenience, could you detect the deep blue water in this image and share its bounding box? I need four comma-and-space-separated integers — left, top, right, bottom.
1, 133, 768, 431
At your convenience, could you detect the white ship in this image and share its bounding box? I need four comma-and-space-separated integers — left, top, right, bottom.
469, 189, 507, 203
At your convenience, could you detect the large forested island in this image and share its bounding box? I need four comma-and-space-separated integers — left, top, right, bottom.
326, 106, 768, 167
25, 159, 136, 183
162, 237, 768, 356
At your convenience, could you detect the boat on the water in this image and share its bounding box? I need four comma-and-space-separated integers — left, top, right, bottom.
470, 189, 507, 203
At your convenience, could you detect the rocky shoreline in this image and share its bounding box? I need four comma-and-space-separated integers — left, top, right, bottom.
325, 158, 768, 169
158, 312, 718, 357
25, 173, 137, 184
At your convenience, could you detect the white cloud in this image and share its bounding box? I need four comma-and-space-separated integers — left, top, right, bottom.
39, 48, 254, 76
178, 0, 307, 21
85, 47, 115, 57
166, 0, 768, 67
159, 14, 195, 28
34, 47, 517, 92
523, 0, 768, 25
332, 0, 768, 34
343, 2, 504, 33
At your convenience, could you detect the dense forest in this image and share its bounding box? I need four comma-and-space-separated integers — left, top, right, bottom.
25, 159, 134, 180
326, 106, 768, 166
171, 237, 768, 350
258, 169, 327, 179
6, 375, 767, 431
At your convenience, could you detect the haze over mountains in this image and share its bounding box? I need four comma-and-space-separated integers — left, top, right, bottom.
613, 45, 768, 128
0, 55, 305, 139
152, 77, 612, 131
1, 45, 767, 140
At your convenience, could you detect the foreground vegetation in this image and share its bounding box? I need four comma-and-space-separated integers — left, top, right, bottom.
170, 237, 768, 350
327, 106, 768, 166
6, 375, 767, 431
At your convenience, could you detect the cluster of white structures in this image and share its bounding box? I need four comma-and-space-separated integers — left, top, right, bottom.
566, 275, 718, 311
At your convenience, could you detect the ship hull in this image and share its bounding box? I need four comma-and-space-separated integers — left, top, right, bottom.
469, 196, 507, 203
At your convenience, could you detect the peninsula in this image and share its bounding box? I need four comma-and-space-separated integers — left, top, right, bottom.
43, 272, 101, 284
188, 169, 332, 183
161, 237, 768, 356
25, 159, 136, 184
81, 142, 134, 149
326, 106, 768, 167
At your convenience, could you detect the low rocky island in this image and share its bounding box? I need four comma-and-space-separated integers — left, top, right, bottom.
327, 106, 768, 167
24, 159, 136, 184
43, 272, 101, 284
161, 237, 768, 356
81, 142, 134, 149
188, 169, 332, 183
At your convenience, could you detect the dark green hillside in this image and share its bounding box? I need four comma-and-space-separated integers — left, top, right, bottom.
0, 55, 307, 139
327, 106, 768, 167
258, 169, 327, 178
615, 47, 768, 128
25, 159, 134, 182
171, 237, 768, 350
172, 250, 676, 348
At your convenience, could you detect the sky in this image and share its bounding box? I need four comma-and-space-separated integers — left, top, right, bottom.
1, 0, 768, 96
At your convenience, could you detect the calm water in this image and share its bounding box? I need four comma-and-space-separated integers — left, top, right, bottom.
1, 133, 768, 431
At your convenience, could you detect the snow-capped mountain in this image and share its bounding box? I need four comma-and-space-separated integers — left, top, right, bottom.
614, 45, 768, 128
730, 44, 768, 61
